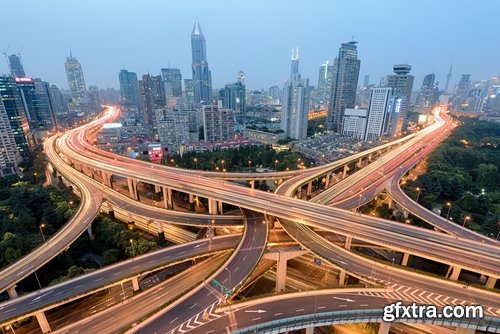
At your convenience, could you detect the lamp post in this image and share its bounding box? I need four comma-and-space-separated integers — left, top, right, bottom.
415, 187, 421, 203
460, 216, 471, 237
39, 224, 46, 242
445, 202, 452, 220
320, 154, 325, 165
274, 159, 279, 171
194, 158, 198, 171
129, 239, 136, 257
248, 160, 252, 172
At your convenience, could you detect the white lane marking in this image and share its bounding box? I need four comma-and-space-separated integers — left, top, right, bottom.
274, 312, 283, 316
169, 317, 178, 324
296, 308, 304, 312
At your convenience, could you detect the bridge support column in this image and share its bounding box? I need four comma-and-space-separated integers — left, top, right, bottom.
249, 180, 255, 189
378, 322, 391, 334
132, 276, 140, 291
87, 224, 95, 240
102, 171, 112, 187
35, 310, 51, 334
276, 252, 287, 292
386, 196, 393, 209
156, 221, 165, 245
342, 165, 349, 179
208, 198, 219, 215
324, 172, 331, 189
401, 253, 410, 266
486, 276, 497, 289
454, 328, 475, 334
338, 269, 347, 286
218, 201, 223, 215
7, 285, 18, 299
305, 327, 314, 334
345, 235, 352, 250
107, 202, 115, 219
403, 209, 409, 218
306, 181, 312, 200
154, 184, 161, 193
448, 266, 462, 281
162, 187, 173, 209
127, 178, 139, 201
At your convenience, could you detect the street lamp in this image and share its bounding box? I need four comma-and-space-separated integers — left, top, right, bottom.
129, 239, 136, 257
221, 160, 225, 172
194, 158, 198, 170
445, 202, 452, 220
248, 160, 252, 172
415, 187, 421, 203
460, 216, 471, 237
274, 159, 279, 171
39, 224, 46, 242
320, 154, 325, 165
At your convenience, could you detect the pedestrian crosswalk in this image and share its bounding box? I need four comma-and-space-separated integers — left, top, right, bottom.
357, 283, 500, 317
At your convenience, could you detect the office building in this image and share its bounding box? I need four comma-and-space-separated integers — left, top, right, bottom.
341, 108, 368, 140
48, 85, 70, 130
8, 54, 26, 78
416, 73, 439, 113
155, 108, 190, 153
281, 48, 310, 140
364, 87, 392, 142
383, 64, 414, 134
64, 51, 87, 115
0, 99, 20, 176
0, 76, 30, 158
191, 20, 212, 105
203, 105, 235, 142
161, 68, 183, 98
327, 41, 361, 132
268, 85, 280, 102
139, 74, 166, 125
222, 76, 246, 114
184, 79, 194, 107
88, 85, 101, 114
317, 61, 334, 106
119, 69, 141, 110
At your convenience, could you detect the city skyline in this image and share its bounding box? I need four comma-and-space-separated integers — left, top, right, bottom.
0, 0, 498, 91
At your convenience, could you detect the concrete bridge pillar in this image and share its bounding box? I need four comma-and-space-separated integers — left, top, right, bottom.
132, 276, 140, 291
218, 201, 223, 215
305, 327, 314, 334
127, 178, 139, 201
378, 322, 391, 334
87, 224, 95, 240
401, 253, 410, 266
486, 276, 497, 289
325, 172, 331, 189
338, 269, 347, 286
208, 198, 219, 215
106, 202, 115, 219
342, 165, 349, 179
156, 221, 165, 244
162, 187, 173, 209
249, 180, 255, 189
345, 235, 352, 250
448, 266, 462, 281
455, 328, 475, 334
7, 285, 18, 299
101, 171, 111, 187
403, 209, 409, 218
35, 310, 51, 333
306, 181, 312, 199
154, 184, 161, 194
276, 252, 287, 292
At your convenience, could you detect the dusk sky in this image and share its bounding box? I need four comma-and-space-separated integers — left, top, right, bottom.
1, 0, 498, 91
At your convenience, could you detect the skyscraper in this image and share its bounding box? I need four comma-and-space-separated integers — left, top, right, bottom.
184, 79, 194, 107
203, 105, 235, 142
0, 99, 20, 176
8, 54, 26, 78
222, 74, 246, 115
88, 85, 101, 114
416, 73, 438, 112
161, 68, 183, 98
64, 51, 87, 115
364, 87, 392, 141
16, 78, 56, 131
0, 76, 30, 158
327, 41, 361, 132
139, 74, 166, 125
48, 85, 70, 130
444, 65, 453, 93
281, 48, 310, 140
155, 108, 190, 153
317, 61, 334, 106
119, 69, 141, 110
191, 20, 212, 106
383, 64, 414, 134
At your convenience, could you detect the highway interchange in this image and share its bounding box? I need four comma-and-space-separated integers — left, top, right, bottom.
0, 106, 499, 333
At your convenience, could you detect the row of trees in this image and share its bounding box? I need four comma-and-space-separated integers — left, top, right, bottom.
404, 118, 500, 237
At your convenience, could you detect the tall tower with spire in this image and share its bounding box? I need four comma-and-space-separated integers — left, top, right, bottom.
445, 64, 453, 93
191, 20, 212, 106
64, 51, 87, 116
281, 47, 310, 140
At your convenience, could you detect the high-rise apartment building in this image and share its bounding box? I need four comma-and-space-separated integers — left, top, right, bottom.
383, 64, 414, 135
327, 41, 361, 132
119, 69, 141, 110
161, 68, 183, 98
203, 105, 235, 142
8, 54, 26, 78
281, 48, 310, 140
139, 74, 166, 125
88, 85, 101, 114
155, 108, 190, 153
64, 52, 87, 115
184, 79, 194, 107
0, 76, 30, 158
317, 61, 334, 106
0, 99, 20, 176
191, 20, 212, 105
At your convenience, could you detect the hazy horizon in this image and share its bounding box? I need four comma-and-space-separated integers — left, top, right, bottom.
1, 0, 498, 91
